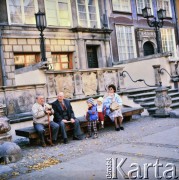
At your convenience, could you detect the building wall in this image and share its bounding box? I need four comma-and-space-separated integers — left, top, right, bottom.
0, 0, 113, 86
109, 0, 177, 62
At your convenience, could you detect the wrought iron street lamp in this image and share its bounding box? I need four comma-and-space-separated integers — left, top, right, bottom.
35, 10, 47, 62
142, 7, 166, 53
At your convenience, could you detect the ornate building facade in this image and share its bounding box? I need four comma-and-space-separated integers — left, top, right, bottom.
0, 0, 178, 87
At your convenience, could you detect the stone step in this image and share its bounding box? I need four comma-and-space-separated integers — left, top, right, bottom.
134, 91, 179, 103
128, 91, 156, 99
141, 97, 179, 109
124, 87, 157, 95
148, 102, 179, 115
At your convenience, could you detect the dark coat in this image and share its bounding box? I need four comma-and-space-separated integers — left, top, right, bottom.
52, 99, 76, 123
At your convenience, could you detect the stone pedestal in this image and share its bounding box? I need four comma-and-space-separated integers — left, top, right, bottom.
0, 105, 21, 164
153, 86, 172, 117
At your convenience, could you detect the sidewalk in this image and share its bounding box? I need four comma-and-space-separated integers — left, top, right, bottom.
1, 116, 179, 180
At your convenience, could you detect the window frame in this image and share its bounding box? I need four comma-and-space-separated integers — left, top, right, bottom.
14, 53, 40, 70
6, 0, 38, 25
112, 0, 132, 13
160, 28, 177, 57
51, 52, 73, 71
156, 0, 172, 18
115, 24, 137, 61
76, 0, 100, 28
136, 0, 153, 15
44, 0, 72, 27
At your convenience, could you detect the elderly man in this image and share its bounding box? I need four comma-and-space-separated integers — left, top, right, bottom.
32, 95, 59, 147
52, 92, 83, 144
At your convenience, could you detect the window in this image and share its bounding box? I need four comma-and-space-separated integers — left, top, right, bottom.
157, 0, 171, 17
76, 0, 100, 28
14, 54, 40, 69
116, 25, 137, 61
136, 0, 153, 14
112, 0, 131, 12
160, 28, 177, 57
51, 53, 73, 70
45, 0, 71, 26
8, 0, 38, 24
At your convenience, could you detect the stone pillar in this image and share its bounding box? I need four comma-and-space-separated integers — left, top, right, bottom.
0, 105, 21, 164
153, 65, 161, 86
153, 86, 172, 117
74, 72, 84, 98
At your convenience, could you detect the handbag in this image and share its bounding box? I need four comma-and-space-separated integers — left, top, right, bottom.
110, 101, 120, 112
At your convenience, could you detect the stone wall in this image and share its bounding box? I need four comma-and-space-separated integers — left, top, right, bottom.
0, 84, 45, 119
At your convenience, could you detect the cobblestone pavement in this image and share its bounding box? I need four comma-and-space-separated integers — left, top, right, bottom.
0, 116, 179, 179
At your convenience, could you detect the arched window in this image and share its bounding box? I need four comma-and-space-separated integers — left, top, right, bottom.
143, 41, 154, 56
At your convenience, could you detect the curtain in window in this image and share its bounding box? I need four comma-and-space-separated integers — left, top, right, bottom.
137, 0, 151, 14
157, 0, 171, 17
24, 0, 36, 24
116, 25, 136, 61
112, 0, 131, 12
161, 28, 176, 56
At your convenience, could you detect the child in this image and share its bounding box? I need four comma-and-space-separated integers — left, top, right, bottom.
86, 98, 98, 139
97, 97, 105, 128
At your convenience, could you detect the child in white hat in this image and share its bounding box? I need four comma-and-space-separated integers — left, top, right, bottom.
97, 97, 105, 128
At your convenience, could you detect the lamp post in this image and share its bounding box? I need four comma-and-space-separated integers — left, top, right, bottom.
142, 7, 166, 53
35, 10, 47, 62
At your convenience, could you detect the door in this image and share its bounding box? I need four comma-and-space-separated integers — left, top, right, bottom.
143, 41, 154, 56
87, 46, 98, 68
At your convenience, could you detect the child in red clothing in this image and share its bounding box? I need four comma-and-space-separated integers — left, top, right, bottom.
97, 97, 105, 128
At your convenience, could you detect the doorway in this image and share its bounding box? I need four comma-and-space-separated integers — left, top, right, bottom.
143, 41, 154, 56
86, 46, 98, 68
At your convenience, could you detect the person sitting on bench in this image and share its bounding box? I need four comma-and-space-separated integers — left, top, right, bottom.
32, 94, 59, 147
52, 92, 83, 144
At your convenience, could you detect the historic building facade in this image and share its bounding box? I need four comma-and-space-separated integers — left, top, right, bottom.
108, 0, 178, 63
0, 0, 112, 86
0, 0, 178, 87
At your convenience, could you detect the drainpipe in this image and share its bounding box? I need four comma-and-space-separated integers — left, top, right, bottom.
103, 0, 108, 28
0, 28, 7, 86
173, 0, 179, 45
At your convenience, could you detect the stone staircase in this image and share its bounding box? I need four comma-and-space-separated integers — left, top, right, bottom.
124, 87, 179, 115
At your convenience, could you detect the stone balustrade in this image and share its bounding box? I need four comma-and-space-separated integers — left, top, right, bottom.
45, 67, 124, 102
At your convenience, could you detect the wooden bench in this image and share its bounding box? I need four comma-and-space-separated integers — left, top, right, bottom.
15, 106, 144, 145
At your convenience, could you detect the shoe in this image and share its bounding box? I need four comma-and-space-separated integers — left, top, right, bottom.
63, 138, 68, 144
115, 127, 120, 131
46, 138, 54, 146
120, 126, 124, 130
52, 140, 58, 145
86, 134, 92, 139
93, 134, 98, 139
73, 136, 83, 140
41, 142, 46, 147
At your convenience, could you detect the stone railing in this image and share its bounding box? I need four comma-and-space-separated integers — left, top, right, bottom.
45, 67, 124, 102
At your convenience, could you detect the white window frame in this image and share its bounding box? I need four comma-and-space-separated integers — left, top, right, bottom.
6, 0, 38, 25
45, 0, 72, 27
136, 0, 153, 15
76, 0, 100, 28
156, 0, 172, 17
160, 28, 177, 57
115, 25, 137, 61
112, 0, 131, 12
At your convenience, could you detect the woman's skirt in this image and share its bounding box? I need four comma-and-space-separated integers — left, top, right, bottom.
109, 109, 123, 122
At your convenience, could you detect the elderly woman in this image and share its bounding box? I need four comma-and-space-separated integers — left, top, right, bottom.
103, 84, 124, 131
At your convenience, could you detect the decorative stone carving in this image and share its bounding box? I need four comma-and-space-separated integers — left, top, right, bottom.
0, 104, 21, 164
47, 75, 56, 97
103, 71, 118, 91
74, 72, 83, 98
55, 74, 74, 98
154, 86, 172, 117
97, 70, 105, 93
0, 142, 21, 164
82, 72, 97, 96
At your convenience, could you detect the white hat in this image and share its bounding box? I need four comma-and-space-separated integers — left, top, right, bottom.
97, 97, 103, 102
